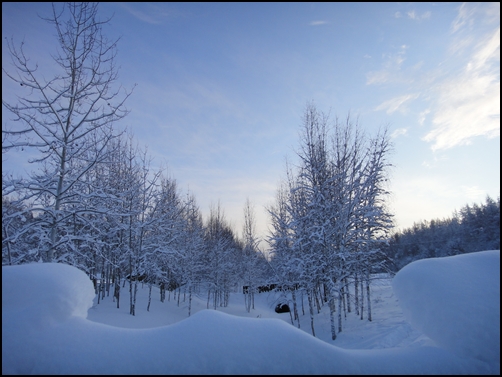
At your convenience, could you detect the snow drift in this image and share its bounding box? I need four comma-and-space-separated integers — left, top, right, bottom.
392, 249, 500, 366
2, 251, 499, 374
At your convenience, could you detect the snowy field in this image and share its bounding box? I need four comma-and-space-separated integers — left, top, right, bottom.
2, 250, 500, 374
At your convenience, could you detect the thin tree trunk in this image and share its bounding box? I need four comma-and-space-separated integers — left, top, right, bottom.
354, 272, 359, 316
342, 284, 347, 319
307, 290, 316, 337
129, 256, 133, 315
301, 290, 305, 316
188, 285, 192, 317
160, 282, 165, 303
147, 283, 152, 312
292, 289, 300, 328
314, 285, 322, 313
329, 294, 337, 340
366, 270, 372, 321
106, 264, 111, 297
345, 277, 351, 313
101, 265, 106, 301
338, 280, 343, 333
132, 280, 138, 316
360, 277, 364, 320
114, 280, 120, 309
97, 277, 101, 305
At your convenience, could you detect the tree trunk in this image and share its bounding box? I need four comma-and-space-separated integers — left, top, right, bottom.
188, 285, 193, 317
292, 289, 300, 328
329, 294, 337, 340
147, 283, 152, 312
132, 280, 138, 316
307, 290, 316, 337
360, 277, 364, 320
338, 280, 343, 333
301, 290, 305, 316
345, 277, 351, 313
366, 270, 372, 321
354, 272, 359, 316
114, 280, 120, 309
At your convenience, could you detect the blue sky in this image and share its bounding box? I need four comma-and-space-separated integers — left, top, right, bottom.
2, 2, 500, 246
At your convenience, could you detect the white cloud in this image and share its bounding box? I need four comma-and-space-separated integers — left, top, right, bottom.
451, 3, 476, 33
407, 10, 417, 20
418, 109, 431, 126
422, 11, 431, 20
366, 70, 390, 85
423, 27, 500, 151
469, 27, 500, 72
310, 20, 328, 26
391, 128, 408, 139
407, 10, 431, 21
395, 11, 402, 19
120, 3, 179, 24
366, 45, 408, 85
461, 185, 486, 201
375, 94, 419, 114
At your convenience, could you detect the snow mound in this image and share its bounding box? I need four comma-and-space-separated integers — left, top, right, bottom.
392, 250, 500, 366
2, 262, 95, 327
2, 257, 498, 374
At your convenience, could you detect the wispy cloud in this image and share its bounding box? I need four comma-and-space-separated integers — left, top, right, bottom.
366, 70, 390, 85
461, 185, 487, 201
451, 3, 477, 33
423, 26, 500, 150
366, 45, 409, 85
391, 128, 408, 139
375, 93, 419, 114
120, 3, 180, 24
407, 10, 431, 21
418, 109, 430, 126
309, 20, 328, 26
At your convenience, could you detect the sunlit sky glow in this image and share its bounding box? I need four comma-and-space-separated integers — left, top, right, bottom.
2, 2, 500, 247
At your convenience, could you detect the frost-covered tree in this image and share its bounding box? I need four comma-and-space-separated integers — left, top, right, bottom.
178, 192, 206, 316
241, 198, 263, 312
267, 103, 394, 339
387, 195, 500, 270
2, 193, 37, 265
2, 2, 133, 262
204, 202, 240, 309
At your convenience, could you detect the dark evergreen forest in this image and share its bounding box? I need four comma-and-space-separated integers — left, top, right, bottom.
386, 195, 500, 271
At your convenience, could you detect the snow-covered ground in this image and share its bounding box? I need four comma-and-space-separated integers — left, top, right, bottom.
2, 250, 500, 374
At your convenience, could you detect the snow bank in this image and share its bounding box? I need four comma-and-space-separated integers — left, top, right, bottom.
2, 263, 95, 326
393, 250, 500, 369
3, 254, 499, 374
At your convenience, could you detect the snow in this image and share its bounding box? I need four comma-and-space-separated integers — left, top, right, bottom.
392, 249, 500, 366
2, 251, 500, 375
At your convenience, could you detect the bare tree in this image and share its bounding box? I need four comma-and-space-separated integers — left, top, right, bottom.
267, 102, 394, 340
242, 198, 261, 312
2, 3, 134, 262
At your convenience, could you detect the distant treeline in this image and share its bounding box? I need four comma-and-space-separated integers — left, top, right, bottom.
386, 195, 500, 270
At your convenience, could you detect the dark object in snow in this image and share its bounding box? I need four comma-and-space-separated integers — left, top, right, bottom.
275, 303, 290, 313
259, 283, 278, 293
126, 273, 147, 282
